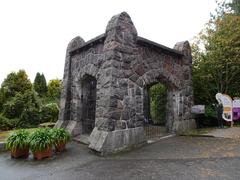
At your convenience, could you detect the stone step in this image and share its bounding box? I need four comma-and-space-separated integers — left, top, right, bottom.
73, 134, 90, 145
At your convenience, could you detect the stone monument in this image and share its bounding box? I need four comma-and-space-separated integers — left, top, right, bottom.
55, 12, 195, 155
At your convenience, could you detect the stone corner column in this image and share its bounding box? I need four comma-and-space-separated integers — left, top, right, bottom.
173, 41, 196, 132
55, 36, 85, 136
89, 12, 146, 155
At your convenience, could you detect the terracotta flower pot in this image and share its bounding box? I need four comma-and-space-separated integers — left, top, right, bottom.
11, 148, 29, 158
55, 142, 66, 152
33, 147, 52, 160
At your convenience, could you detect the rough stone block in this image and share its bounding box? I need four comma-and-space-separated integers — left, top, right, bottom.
89, 127, 146, 155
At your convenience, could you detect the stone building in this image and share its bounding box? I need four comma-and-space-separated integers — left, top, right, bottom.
55, 12, 195, 155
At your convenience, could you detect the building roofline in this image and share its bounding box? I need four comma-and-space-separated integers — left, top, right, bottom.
69, 34, 106, 55
137, 36, 183, 56
70, 34, 183, 56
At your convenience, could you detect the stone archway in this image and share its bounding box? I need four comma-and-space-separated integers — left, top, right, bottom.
144, 82, 167, 132
143, 74, 181, 133
80, 75, 97, 134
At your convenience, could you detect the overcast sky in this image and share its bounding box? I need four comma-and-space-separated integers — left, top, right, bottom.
0, 0, 217, 84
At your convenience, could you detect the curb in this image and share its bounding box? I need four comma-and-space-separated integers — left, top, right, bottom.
147, 134, 176, 144
179, 134, 215, 138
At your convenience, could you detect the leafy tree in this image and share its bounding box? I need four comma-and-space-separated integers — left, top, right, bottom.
228, 0, 240, 14
33, 72, 48, 97
47, 79, 61, 102
192, 0, 240, 105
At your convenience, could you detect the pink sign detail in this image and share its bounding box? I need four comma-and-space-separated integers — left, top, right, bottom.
233, 98, 240, 121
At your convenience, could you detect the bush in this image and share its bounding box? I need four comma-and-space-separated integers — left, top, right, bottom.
40, 103, 59, 123
0, 114, 11, 130
196, 105, 218, 128
0, 114, 21, 130
2, 93, 25, 119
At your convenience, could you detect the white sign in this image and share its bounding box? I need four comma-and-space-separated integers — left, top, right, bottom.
233, 98, 240, 108
191, 105, 205, 114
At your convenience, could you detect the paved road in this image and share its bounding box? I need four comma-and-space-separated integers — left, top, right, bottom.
205, 127, 240, 138
1, 136, 240, 180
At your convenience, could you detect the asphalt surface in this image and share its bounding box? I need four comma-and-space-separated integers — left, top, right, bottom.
1, 136, 240, 180
205, 127, 240, 138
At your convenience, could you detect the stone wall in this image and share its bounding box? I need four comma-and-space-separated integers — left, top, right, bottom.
55, 12, 195, 155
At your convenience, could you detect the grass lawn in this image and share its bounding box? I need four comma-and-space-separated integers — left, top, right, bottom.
0, 128, 37, 142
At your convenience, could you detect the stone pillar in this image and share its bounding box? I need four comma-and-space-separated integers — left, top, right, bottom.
55, 36, 85, 135
173, 41, 196, 132
89, 12, 146, 155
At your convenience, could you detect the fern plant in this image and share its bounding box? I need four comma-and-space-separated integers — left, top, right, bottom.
29, 128, 53, 152
5, 129, 30, 151
51, 128, 70, 146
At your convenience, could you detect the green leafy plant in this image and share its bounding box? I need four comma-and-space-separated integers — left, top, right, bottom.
29, 128, 53, 152
5, 129, 30, 151
51, 128, 70, 146
149, 83, 167, 125
40, 103, 59, 123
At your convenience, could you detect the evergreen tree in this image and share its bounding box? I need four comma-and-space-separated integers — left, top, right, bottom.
33, 72, 48, 97
0, 70, 32, 110
0, 70, 41, 128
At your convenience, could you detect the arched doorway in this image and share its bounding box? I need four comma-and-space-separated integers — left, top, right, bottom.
149, 83, 167, 126
143, 82, 170, 138
81, 75, 97, 134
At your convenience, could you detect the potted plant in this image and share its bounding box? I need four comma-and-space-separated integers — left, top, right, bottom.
29, 128, 53, 160
5, 129, 30, 158
51, 128, 70, 152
